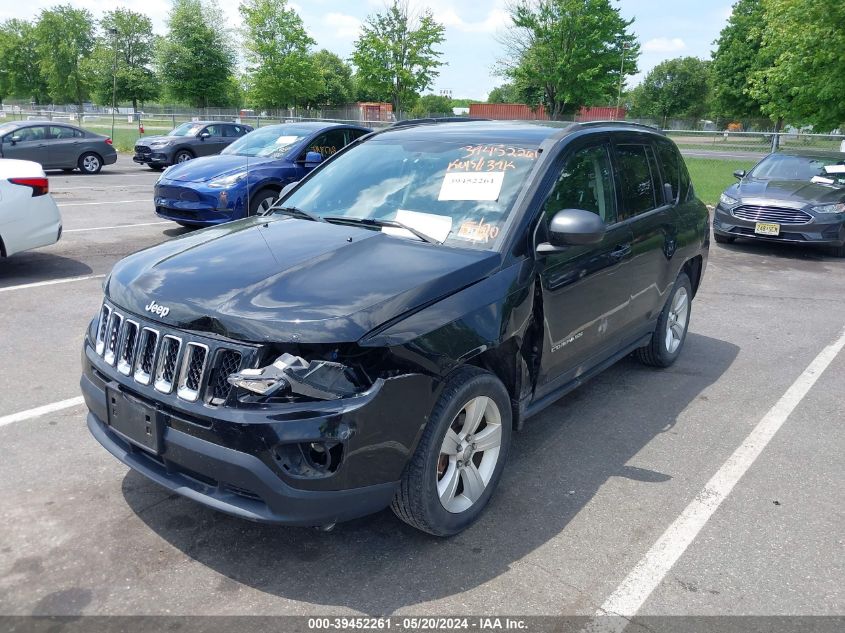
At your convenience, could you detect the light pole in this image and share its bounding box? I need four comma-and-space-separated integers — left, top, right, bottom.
615, 42, 629, 121
109, 27, 118, 141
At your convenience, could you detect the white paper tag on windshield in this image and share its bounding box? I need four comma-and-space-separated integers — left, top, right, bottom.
824, 164, 845, 174
811, 175, 835, 185
382, 209, 453, 243
438, 171, 505, 201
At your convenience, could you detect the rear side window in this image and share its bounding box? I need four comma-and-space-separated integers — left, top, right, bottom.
50, 126, 83, 139
615, 144, 659, 219
346, 128, 368, 143
655, 141, 692, 203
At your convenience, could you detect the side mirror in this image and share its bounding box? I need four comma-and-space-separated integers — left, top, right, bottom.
10, 135, 21, 145
733, 169, 746, 179
303, 151, 322, 167
537, 209, 606, 254
199, 132, 210, 140
280, 181, 300, 198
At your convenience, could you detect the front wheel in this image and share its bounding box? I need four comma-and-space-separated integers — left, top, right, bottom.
636, 271, 692, 368
78, 152, 102, 174
391, 367, 512, 536
249, 188, 279, 216
174, 150, 193, 164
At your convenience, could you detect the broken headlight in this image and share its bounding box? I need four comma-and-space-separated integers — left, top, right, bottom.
227, 352, 365, 400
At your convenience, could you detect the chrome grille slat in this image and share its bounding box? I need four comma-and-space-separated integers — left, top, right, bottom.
154, 335, 182, 394
103, 312, 123, 366
133, 327, 160, 385
117, 320, 139, 376
732, 205, 812, 225
177, 343, 209, 402
95, 305, 111, 355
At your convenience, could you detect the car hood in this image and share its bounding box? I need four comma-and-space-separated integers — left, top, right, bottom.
732, 179, 845, 206
162, 154, 278, 183
106, 216, 500, 344
136, 135, 179, 146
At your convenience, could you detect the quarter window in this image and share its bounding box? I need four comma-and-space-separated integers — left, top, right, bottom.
544, 145, 616, 223
616, 144, 659, 218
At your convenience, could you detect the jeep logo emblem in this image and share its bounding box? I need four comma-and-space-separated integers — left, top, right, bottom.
145, 300, 170, 318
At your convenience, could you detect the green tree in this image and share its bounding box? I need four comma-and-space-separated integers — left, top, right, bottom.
487, 83, 520, 103
239, 0, 320, 109
352, 0, 446, 113
499, 0, 639, 119
309, 50, 354, 107
90, 9, 158, 111
710, 0, 766, 121
750, 0, 845, 131
35, 6, 95, 114
628, 57, 711, 126
157, 0, 236, 108
0, 20, 49, 104
410, 93, 452, 117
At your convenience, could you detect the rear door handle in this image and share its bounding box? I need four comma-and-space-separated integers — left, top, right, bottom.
609, 243, 632, 261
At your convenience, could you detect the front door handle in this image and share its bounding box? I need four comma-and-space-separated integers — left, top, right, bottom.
609, 243, 632, 261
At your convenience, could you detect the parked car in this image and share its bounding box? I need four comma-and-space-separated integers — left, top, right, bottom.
0, 159, 62, 257
152, 122, 370, 226
82, 120, 708, 535
133, 121, 254, 169
0, 121, 117, 174
713, 149, 845, 256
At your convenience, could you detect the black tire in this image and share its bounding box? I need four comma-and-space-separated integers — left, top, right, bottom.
391, 367, 512, 536
175, 221, 201, 229
827, 244, 845, 258
636, 271, 693, 368
249, 188, 279, 216
77, 152, 103, 174
714, 232, 735, 244
149, 165, 165, 171
62, 168, 75, 173
173, 150, 193, 164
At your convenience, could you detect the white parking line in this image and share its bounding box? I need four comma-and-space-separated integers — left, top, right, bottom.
0, 274, 106, 293
589, 324, 845, 633
58, 200, 149, 207
0, 396, 85, 428
54, 184, 152, 192
64, 221, 171, 233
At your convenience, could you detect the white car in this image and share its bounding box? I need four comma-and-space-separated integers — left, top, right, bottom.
0, 159, 62, 257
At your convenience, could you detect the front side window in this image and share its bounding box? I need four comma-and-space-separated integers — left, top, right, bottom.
616, 144, 658, 219
7, 126, 45, 142
281, 138, 541, 250
543, 145, 616, 224
308, 129, 347, 159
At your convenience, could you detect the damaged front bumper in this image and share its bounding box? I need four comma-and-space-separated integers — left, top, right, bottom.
81, 327, 440, 526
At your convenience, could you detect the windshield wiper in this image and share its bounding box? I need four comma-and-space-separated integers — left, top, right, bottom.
323, 216, 439, 244
270, 205, 325, 222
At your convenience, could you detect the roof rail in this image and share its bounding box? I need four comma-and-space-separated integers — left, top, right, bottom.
575, 120, 664, 134
388, 117, 490, 129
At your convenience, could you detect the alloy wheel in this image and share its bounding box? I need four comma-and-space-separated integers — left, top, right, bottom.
83, 155, 100, 172
665, 286, 689, 353
436, 395, 502, 513
176, 153, 192, 163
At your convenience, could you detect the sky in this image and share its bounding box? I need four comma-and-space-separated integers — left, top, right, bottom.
0, 0, 735, 101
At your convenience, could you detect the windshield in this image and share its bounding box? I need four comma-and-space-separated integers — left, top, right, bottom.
222, 126, 310, 158
169, 122, 203, 137
280, 137, 540, 250
749, 153, 845, 185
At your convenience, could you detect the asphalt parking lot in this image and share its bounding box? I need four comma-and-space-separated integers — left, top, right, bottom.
1, 154, 843, 623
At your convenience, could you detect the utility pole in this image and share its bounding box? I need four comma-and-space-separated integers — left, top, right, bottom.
615, 42, 628, 122
109, 27, 118, 141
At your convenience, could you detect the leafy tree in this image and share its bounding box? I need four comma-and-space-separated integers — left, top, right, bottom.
90, 9, 158, 111
499, 0, 639, 119
750, 0, 845, 131
487, 83, 520, 103
628, 57, 711, 126
710, 0, 766, 120
352, 0, 446, 113
157, 0, 237, 108
309, 49, 353, 107
240, 0, 320, 109
35, 6, 96, 114
0, 20, 50, 104
410, 93, 452, 117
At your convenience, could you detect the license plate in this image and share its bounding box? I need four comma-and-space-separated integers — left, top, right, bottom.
755, 222, 780, 236
106, 387, 163, 454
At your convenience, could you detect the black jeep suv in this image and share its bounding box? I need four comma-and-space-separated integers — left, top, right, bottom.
81, 120, 709, 536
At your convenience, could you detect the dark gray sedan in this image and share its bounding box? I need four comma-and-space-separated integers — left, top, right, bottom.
0, 121, 118, 174
714, 149, 845, 257
133, 121, 253, 170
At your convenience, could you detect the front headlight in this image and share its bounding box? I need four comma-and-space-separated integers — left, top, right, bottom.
208, 171, 248, 189
148, 140, 172, 149
720, 192, 739, 207
811, 202, 845, 214
227, 353, 365, 400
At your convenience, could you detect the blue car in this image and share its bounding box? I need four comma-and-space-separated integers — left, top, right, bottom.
154, 122, 370, 227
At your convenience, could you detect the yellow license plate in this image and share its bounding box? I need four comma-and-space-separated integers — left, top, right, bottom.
755, 222, 780, 236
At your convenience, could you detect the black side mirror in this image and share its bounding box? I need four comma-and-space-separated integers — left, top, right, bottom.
537, 209, 606, 254
733, 169, 746, 179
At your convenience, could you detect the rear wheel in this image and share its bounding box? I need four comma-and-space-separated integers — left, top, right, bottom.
249, 188, 279, 216
636, 271, 692, 368
391, 367, 511, 536
714, 232, 735, 244
174, 150, 193, 164
78, 152, 102, 174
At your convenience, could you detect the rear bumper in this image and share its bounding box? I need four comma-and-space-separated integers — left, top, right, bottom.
0, 195, 62, 256
713, 204, 845, 246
